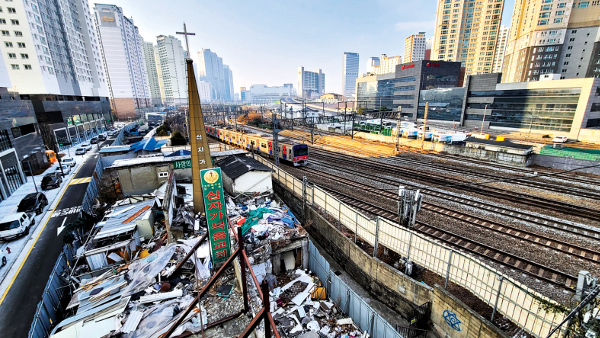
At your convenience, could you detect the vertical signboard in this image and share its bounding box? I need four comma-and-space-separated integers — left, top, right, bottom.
201, 168, 230, 263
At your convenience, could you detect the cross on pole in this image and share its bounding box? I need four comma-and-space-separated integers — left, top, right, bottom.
176, 23, 195, 58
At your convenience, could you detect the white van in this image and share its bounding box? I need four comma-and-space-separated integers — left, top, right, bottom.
0, 212, 34, 240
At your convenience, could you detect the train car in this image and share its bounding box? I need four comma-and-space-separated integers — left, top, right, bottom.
205, 125, 309, 166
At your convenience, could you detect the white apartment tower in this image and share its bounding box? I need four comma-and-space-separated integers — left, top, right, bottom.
156, 35, 187, 105
94, 4, 150, 118
298, 67, 325, 98
376, 54, 402, 75
1, 0, 109, 97
432, 0, 505, 75
142, 41, 162, 106
404, 32, 427, 63
366, 57, 380, 74
492, 26, 509, 73
342, 52, 359, 98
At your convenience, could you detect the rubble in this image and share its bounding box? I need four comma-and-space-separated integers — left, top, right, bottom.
50, 174, 364, 338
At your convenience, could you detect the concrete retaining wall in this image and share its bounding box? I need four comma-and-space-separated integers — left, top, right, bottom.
274, 180, 506, 338
530, 154, 600, 175
431, 286, 507, 338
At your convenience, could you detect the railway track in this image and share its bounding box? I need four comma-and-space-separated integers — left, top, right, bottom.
301, 166, 600, 265
311, 149, 600, 221
321, 184, 578, 290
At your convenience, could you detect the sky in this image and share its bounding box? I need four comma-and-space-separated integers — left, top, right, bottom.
93, 0, 515, 96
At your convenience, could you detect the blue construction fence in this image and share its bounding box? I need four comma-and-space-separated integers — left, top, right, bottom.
81, 157, 103, 215
28, 244, 77, 338
308, 240, 406, 338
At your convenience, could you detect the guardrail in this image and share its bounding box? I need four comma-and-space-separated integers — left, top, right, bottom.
28, 245, 76, 338
256, 156, 566, 338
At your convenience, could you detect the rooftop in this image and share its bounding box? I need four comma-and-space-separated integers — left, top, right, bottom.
217, 155, 273, 180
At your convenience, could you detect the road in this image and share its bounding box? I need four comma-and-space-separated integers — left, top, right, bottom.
0, 142, 108, 338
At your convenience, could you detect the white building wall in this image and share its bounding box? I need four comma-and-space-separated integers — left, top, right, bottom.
156, 35, 187, 105
492, 26, 509, 73
142, 41, 162, 105
2, 0, 107, 96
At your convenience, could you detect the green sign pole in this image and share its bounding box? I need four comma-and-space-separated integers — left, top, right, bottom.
200, 168, 231, 263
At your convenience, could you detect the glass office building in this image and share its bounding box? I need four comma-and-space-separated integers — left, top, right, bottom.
417, 87, 466, 121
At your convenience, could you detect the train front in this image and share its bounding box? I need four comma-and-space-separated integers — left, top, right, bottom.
292, 144, 309, 166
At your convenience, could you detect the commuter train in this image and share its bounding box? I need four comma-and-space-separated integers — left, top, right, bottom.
205, 126, 309, 166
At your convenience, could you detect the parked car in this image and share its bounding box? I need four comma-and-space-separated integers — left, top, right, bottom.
552, 136, 569, 143
41, 172, 62, 190
54, 164, 71, 176
0, 212, 34, 240
90, 137, 99, 144
61, 157, 76, 167
82, 143, 92, 151
17, 192, 48, 215
98, 134, 106, 141
75, 148, 86, 155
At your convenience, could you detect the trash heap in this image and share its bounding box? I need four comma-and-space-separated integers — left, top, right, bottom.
51, 235, 213, 337
269, 269, 366, 338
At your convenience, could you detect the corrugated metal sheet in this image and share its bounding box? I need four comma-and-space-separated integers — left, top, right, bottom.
121, 310, 144, 333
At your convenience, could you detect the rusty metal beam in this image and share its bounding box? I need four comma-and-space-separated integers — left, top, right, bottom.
238, 308, 266, 338
204, 310, 245, 329
162, 247, 240, 338
171, 232, 208, 276
238, 227, 250, 313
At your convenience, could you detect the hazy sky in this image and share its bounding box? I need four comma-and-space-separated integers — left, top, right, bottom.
93, 0, 515, 95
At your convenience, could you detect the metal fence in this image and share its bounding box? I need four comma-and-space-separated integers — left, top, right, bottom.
308, 240, 404, 338
256, 156, 566, 338
28, 245, 76, 338
81, 157, 103, 214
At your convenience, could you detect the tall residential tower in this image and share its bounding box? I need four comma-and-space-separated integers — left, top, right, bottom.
94, 4, 150, 118
342, 52, 359, 98
156, 35, 187, 105
404, 32, 427, 63
503, 0, 600, 82
432, 0, 505, 75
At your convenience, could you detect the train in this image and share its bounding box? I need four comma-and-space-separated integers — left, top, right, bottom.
205, 125, 309, 166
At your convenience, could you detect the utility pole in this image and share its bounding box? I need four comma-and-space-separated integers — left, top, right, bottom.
480, 104, 488, 134
234, 106, 238, 131
272, 110, 279, 167
379, 97, 383, 134
421, 102, 429, 149
343, 101, 347, 136
311, 117, 315, 145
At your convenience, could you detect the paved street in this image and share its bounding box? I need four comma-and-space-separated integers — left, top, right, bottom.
0, 144, 105, 337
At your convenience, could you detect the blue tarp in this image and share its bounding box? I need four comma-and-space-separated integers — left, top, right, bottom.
130, 137, 168, 152
165, 149, 191, 157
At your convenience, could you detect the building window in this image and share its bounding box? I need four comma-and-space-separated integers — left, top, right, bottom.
564, 61, 569, 65
566, 53, 571, 57
7, 7, 15, 13
1, 29, 7, 36
158, 172, 168, 178
578, 2, 589, 8
569, 38, 575, 42
10, 64, 18, 70
10, 19, 18, 25
20, 53, 27, 59
24, 64, 31, 70
567, 46, 573, 50
17, 42, 24, 47
554, 18, 563, 23
7, 52, 14, 58
0, 19, 5, 24
538, 19, 549, 25
4, 41, 12, 47
13, 30, 21, 36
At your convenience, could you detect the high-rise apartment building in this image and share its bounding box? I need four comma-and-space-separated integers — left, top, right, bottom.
342, 52, 359, 98
156, 35, 187, 105
298, 67, 325, 98
142, 41, 163, 106
503, 0, 600, 82
375, 54, 402, 75
94, 4, 150, 118
1, 0, 109, 97
240, 84, 296, 103
492, 26, 509, 73
404, 32, 427, 63
366, 57, 380, 74
432, 0, 505, 75
197, 49, 234, 102
425, 38, 433, 60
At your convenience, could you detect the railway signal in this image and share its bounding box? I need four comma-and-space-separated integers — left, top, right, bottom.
398, 186, 422, 229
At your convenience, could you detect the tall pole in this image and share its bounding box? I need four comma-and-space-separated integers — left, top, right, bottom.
26, 161, 38, 193
272, 110, 279, 167
421, 102, 429, 149
481, 104, 488, 133
343, 102, 347, 136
